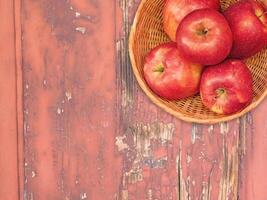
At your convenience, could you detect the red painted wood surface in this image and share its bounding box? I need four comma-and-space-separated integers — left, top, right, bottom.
22, 0, 121, 199
0, 0, 21, 199
0, 0, 266, 200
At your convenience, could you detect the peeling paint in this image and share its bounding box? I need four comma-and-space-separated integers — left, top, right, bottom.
80, 192, 87, 199
132, 122, 175, 143
125, 168, 143, 184
115, 136, 129, 151
31, 171, 36, 178
121, 85, 133, 108
86, 15, 96, 22
186, 154, 192, 165
28, 192, 34, 200
75, 27, 86, 34
191, 124, 200, 144
143, 157, 167, 168
208, 125, 214, 133
121, 190, 128, 200
147, 189, 153, 200
75, 12, 81, 17
127, 122, 175, 161
218, 138, 239, 200
201, 181, 210, 199
220, 123, 229, 135
178, 147, 190, 200
121, 122, 175, 188
57, 107, 62, 115
24, 109, 29, 115
65, 91, 72, 101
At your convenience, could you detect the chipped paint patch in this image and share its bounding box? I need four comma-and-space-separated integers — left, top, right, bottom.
208, 125, 214, 133
65, 91, 72, 101
186, 154, 192, 165
191, 124, 200, 144
24, 109, 29, 115
80, 192, 87, 199
147, 189, 153, 200
220, 123, 229, 135
143, 156, 167, 168
120, 122, 175, 188
125, 168, 143, 184
121, 86, 133, 108
75, 12, 81, 17
201, 181, 210, 199
31, 171, 36, 178
57, 107, 63, 115
121, 190, 128, 200
218, 144, 239, 200
75, 27, 86, 34
115, 136, 129, 151
130, 122, 175, 157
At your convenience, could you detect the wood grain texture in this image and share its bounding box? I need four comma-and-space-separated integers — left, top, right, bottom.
22, 0, 122, 199
10, 0, 267, 199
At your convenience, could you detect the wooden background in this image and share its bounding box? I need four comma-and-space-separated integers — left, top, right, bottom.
0, 0, 267, 199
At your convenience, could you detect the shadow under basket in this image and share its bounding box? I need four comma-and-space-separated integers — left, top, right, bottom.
129, 0, 267, 124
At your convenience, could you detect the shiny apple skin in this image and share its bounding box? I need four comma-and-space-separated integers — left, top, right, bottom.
144, 42, 203, 100
176, 8, 233, 66
224, 0, 267, 59
163, 0, 220, 41
200, 59, 253, 114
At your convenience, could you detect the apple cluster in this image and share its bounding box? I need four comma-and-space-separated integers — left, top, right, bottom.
144, 0, 267, 115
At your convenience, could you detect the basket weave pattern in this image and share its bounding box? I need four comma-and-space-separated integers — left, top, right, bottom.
129, 0, 267, 123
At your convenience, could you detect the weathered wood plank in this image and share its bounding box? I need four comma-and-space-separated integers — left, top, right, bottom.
116, 0, 241, 199
179, 122, 239, 200
0, 0, 20, 199
239, 100, 267, 200
117, 0, 245, 200
22, 0, 122, 199
116, 1, 181, 199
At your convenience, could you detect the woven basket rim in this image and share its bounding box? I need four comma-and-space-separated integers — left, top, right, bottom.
128, 0, 267, 124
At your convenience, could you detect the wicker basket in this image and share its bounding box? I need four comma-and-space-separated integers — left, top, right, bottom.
129, 0, 267, 124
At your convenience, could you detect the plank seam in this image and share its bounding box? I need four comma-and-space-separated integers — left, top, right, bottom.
13, 0, 24, 199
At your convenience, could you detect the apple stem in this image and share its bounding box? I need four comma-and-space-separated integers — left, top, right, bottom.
153, 65, 164, 73
216, 88, 227, 99
197, 28, 209, 36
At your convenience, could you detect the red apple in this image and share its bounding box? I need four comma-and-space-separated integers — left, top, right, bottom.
163, 0, 220, 41
200, 59, 253, 114
224, 0, 267, 58
144, 42, 203, 100
176, 8, 233, 65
